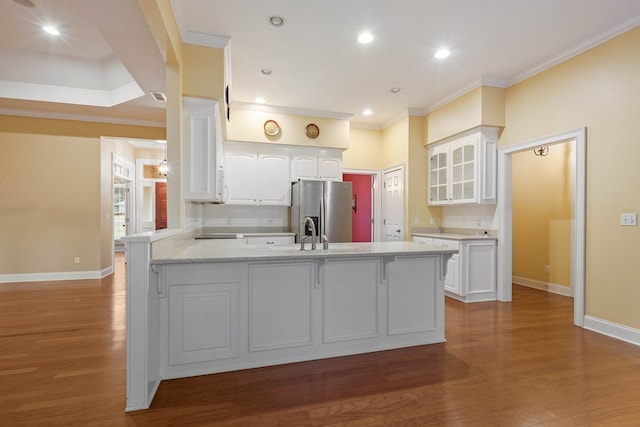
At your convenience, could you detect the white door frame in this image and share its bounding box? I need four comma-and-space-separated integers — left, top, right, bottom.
382, 164, 406, 241
343, 168, 382, 242
497, 128, 586, 326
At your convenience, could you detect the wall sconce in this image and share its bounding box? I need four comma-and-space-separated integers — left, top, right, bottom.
533, 146, 549, 156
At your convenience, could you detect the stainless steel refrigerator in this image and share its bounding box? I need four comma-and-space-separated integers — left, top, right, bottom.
291, 180, 352, 243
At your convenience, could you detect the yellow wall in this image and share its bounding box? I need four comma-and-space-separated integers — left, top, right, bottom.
502, 26, 640, 328
407, 116, 433, 228
512, 142, 571, 287
227, 109, 350, 149
0, 117, 165, 276
426, 86, 505, 144
1, 133, 101, 274
427, 87, 482, 144
344, 127, 383, 170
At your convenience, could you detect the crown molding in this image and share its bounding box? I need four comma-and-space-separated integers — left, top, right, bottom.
0, 108, 165, 128
508, 18, 640, 86
230, 101, 353, 120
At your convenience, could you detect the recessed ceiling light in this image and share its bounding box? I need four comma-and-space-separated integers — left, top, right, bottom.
42, 25, 60, 36
149, 91, 167, 103
255, 97, 266, 104
434, 48, 450, 59
357, 32, 374, 44
260, 68, 272, 76
267, 15, 285, 28
390, 87, 401, 94
363, 109, 373, 116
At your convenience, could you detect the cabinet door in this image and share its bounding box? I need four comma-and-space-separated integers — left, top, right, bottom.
318, 157, 342, 181
292, 156, 318, 180
183, 98, 223, 201
259, 154, 290, 205
322, 258, 380, 343
387, 255, 439, 335
225, 152, 259, 204
248, 262, 314, 351
168, 282, 239, 365
428, 147, 449, 205
450, 140, 476, 203
462, 241, 496, 297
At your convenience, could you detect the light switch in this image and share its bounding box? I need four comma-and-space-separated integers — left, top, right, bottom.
620, 213, 637, 226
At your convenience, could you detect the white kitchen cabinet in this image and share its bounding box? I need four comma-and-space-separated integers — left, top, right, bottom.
428, 127, 498, 205
412, 235, 496, 302
248, 262, 314, 351
183, 97, 225, 202
164, 263, 242, 366
322, 258, 380, 343
291, 152, 343, 181
224, 151, 290, 205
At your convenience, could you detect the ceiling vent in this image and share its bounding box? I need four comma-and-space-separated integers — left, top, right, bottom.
149, 91, 167, 103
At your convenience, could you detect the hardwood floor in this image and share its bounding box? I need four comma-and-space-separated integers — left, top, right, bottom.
1, 254, 639, 426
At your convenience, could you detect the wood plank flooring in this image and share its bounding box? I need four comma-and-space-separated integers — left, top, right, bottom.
1, 254, 639, 426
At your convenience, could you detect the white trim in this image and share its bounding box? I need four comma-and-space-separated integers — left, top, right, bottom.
497, 128, 586, 327
0, 267, 113, 284
343, 168, 383, 242
0, 107, 165, 128
508, 17, 640, 87
512, 276, 573, 297
230, 101, 353, 120
584, 316, 640, 347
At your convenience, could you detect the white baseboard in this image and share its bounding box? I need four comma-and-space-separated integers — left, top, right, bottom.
512, 276, 573, 297
0, 266, 114, 284
584, 315, 640, 347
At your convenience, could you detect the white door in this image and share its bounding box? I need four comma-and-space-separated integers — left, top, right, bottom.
383, 166, 404, 241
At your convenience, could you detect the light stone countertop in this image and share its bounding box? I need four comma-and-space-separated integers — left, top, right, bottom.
151, 237, 458, 265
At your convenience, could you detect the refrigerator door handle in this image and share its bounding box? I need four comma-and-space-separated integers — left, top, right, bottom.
320, 195, 325, 242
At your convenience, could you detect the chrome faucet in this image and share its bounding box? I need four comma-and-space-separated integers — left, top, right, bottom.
321, 234, 329, 250
301, 217, 317, 250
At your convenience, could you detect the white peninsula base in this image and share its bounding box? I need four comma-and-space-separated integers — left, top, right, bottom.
123, 233, 454, 411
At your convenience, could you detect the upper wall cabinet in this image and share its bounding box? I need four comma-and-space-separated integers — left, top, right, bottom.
291, 149, 343, 181
224, 144, 291, 206
183, 97, 225, 202
428, 127, 498, 205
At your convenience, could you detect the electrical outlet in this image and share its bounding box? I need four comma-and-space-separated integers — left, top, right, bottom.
620, 213, 637, 226
74, 257, 80, 264
544, 265, 550, 274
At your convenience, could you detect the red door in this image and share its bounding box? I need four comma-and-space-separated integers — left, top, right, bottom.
155, 182, 167, 230
342, 174, 372, 242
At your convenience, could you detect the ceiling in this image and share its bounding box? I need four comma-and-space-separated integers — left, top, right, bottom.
2, 1, 640, 129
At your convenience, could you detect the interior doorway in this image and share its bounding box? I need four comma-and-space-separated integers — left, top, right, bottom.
497, 128, 586, 326
343, 169, 382, 242
343, 173, 372, 242
382, 165, 405, 241
155, 182, 168, 230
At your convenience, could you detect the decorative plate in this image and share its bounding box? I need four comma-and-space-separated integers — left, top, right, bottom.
263, 120, 281, 136
305, 123, 320, 139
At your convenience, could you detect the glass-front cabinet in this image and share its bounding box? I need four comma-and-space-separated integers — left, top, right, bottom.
428, 127, 498, 206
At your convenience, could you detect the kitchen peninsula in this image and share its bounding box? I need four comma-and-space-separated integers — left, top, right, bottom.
123, 230, 456, 411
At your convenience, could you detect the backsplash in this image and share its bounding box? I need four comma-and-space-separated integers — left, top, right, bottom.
185, 202, 289, 231
441, 204, 497, 233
